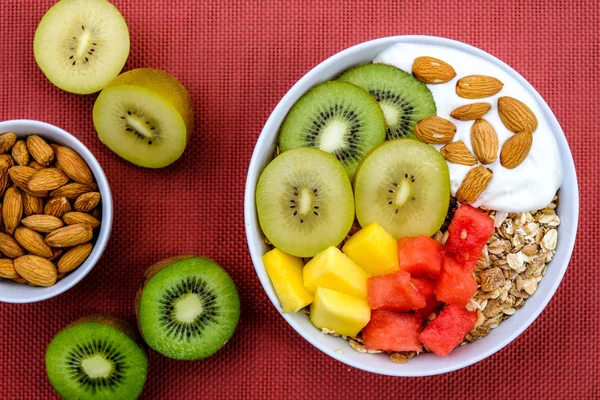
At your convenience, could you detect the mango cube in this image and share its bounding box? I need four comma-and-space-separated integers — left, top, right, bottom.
310, 287, 371, 337
263, 248, 313, 313
342, 222, 399, 276
303, 246, 368, 298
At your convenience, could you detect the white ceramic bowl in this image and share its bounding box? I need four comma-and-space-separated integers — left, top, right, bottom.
0, 120, 113, 304
245, 36, 579, 376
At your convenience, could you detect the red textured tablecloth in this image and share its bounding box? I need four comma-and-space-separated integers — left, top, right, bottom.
0, 1, 598, 399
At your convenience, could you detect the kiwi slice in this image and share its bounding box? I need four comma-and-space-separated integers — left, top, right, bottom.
137, 256, 240, 360
339, 64, 436, 140
353, 139, 450, 239
278, 81, 386, 178
45, 315, 147, 400
34, 0, 130, 94
256, 147, 354, 258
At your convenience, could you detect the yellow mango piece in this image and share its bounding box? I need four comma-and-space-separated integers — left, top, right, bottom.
303, 246, 368, 298
342, 222, 399, 276
309, 287, 371, 337
263, 248, 313, 313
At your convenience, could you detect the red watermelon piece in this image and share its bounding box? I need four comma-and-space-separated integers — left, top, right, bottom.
362, 310, 422, 352
367, 270, 426, 312
444, 205, 494, 269
411, 277, 441, 322
418, 304, 477, 357
434, 257, 478, 306
398, 236, 444, 278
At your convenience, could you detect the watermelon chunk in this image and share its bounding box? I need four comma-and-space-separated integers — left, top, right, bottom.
367, 271, 426, 312
434, 257, 478, 306
418, 304, 477, 357
362, 310, 422, 352
398, 236, 444, 278
411, 277, 441, 322
444, 205, 494, 269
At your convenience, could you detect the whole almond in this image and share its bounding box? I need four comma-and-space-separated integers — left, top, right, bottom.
414, 116, 456, 144
12, 140, 30, 166
450, 102, 492, 121
27, 135, 54, 166
456, 75, 504, 99
57, 243, 93, 274
9, 166, 47, 197
471, 119, 499, 164
28, 161, 44, 170
74, 192, 101, 213
23, 192, 44, 215
55, 146, 93, 184
28, 168, 69, 192
14, 255, 57, 287
3, 186, 22, 235
22, 215, 64, 233
14, 226, 53, 258
0, 154, 14, 171
0, 133, 17, 154
456, 166, 493, 204
500, 132, 533, 169
412, 56, 456, 84
0, 169, 9, 198
50, 183, 97, 200
0, 233, 25, 258
45, 223, 93, 248
498, 96, 538, 133
440, 141, 478, 166
63, 212, 101, 229
0, 259, 18, 279
45, 197, 71, 218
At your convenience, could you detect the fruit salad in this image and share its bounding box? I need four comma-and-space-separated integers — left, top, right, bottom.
256, 42, 562, 362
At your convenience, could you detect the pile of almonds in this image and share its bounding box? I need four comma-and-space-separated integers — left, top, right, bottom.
411, 56, 540, 205
0, 133, 101, 287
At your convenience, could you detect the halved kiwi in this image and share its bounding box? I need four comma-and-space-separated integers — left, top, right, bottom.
339, 64, 436, 140
353, 139, 450, 239
256, 148, 354, 258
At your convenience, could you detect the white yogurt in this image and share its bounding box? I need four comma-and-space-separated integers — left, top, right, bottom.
374, 43, 562, 213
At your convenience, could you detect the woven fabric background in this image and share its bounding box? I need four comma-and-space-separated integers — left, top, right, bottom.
0, 0, 598, 398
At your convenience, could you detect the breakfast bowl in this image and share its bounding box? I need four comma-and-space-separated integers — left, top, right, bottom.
0, 119, 113, 304
244, 35, 578, 376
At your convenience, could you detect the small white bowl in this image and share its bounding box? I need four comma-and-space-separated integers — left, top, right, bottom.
244, 36, 579, 376
0, 119, 113, 304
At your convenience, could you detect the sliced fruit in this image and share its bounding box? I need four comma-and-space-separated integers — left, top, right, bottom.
256, 148, 354, 258
45, 315, 147, 400
398, 235, 444, 278
34, 0, 130, 94
362, 310, 422, 352
434, 257, 478, 306
303, 246, 368, 298
136, 256, 240, 360
445, 205, 495, 267
93, 68, 194, 168
354, 139, 450, 239
411, 277, 441, 322
419, 304, 477, 357
367, 270, 426, 312
309, 287, 370, 337
278, 81, 386, 178
338, 63, 436, 140
263, 248, 312, 313
342, 222, 399, 276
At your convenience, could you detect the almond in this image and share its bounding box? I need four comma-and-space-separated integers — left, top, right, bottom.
55, 146, 94, 184
3, 186, 22, 235
63, 212, 101, 229
414, 116, 456, 144
45, 223, 93, 247
0, 259, 18, 279
471, 119, 499, 164
57, 243, 93, 274
44, 197, 71, 218
91, 208, 101, 220
440, 141, 478, 166
500, 132, 533, 169
23, 192, 44, 215
26, 135, 55, 166
11, 140, 29, 166
27, 160, 44, 170
14, 255, 57, 287
412, 56, 456, 84
456, 166, 493, 204
0, 154, 14, 171
0, 233, 25, 258
28, 168, 69, 192
74, 192, 101, 213
14, 226, 53, 258
0, 133, 17, 154
50, 183, 97, 200
450, 102, 491, 121
0, 168, 9, 198
22, 215, 64, 233
456, 75, 504, 99
9, 166, 47, 197
497, 96, 538, 133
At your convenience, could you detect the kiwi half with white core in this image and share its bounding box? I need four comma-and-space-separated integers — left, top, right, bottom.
93, 68, 194, 168
354, 139, 450, 239
137, 256, 240, 360
339, 64, 436, 140
45, 315, 147, 400
256, 147, 354, 258
34, 0, 130, 95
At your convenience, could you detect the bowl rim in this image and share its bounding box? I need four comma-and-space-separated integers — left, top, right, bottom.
244, 35, 579, 376
0, 119, 113, 304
